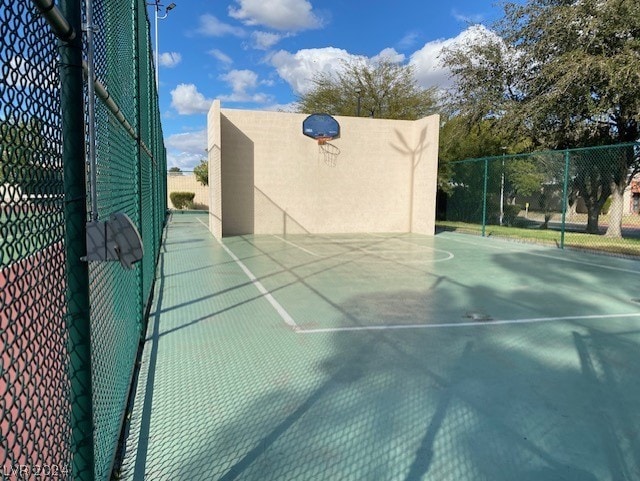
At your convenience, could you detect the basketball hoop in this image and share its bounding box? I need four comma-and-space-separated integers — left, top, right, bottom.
301, 113, 341, 166
317, 139, 340, 167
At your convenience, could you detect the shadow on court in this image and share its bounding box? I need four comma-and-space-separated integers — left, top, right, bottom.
117, 214, 640, 481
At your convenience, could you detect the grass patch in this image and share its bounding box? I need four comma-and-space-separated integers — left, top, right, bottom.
436, 221, 640, 257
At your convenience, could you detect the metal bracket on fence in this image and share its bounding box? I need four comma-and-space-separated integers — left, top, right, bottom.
84, 213, 144, 269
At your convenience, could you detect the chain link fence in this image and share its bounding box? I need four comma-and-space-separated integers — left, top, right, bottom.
1, 1, 166, 480
438, 143, 640, 257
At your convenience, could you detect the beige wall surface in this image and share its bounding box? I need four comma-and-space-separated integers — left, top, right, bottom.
167, 173, 209, 210
208, 99, 439, 237
208, 100, 223, 238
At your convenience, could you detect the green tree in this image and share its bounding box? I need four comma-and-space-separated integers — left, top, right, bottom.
438, 117, 510, 193
193, 159, 208, 186
297, 58, 438, 120
438, 115, 535, 202
443, 0, 640, 236
168, 166, 182, 174
0, 117, 53, 193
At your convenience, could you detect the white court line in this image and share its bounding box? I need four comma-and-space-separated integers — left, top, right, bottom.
298, 312, 640, 334
368, 233, 455, 261
196, 218, 299, 331
353, 250, 453, 263
442, 233, 640, 275
194, 220, 638, 334
275, 234, 453, 261
272, 235, 320, 257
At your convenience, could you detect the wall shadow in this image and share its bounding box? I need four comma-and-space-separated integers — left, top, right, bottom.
391, 126, 431, 232
221, 115, 254, 235
253, 186, 311, 235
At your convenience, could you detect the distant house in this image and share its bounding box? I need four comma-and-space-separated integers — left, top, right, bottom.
627, 177, 640, 214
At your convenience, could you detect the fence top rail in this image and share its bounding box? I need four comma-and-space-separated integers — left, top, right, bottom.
450, 141, 640, 165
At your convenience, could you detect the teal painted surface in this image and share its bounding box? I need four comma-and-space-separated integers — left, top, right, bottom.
119, 213, 640, 480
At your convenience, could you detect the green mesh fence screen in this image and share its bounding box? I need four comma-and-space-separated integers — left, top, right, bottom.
0, 2, 73, 480
439, 143, 640, 257
1, 1, 167, 480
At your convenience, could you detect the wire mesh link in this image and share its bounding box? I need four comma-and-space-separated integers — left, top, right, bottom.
440, 143, 640, 257
2, 1, 166, 480
87, 1, 166, 479
1, 1, 73, 479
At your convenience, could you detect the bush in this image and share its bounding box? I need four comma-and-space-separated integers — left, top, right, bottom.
502, 204, 522, 226
170, 191, 195, 209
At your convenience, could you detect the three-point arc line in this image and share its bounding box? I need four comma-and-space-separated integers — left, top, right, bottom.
197, 219, 640, 334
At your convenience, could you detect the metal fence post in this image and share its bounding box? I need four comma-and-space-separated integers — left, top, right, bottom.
560, 149, 570, 249
482, 158, 488, 236
59, 0, 95, 479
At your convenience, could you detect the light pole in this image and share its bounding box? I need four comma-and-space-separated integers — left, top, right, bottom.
148, 1, 176, 88
355, 87, 361, 117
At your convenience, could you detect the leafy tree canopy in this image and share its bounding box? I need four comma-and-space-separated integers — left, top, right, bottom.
297, 58, 438, 120
444, 0, 640, 148
194, 159, 208, 186
438, 115, 532, 192
442, 0, 640, 236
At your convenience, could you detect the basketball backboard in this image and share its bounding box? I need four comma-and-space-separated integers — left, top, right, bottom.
302, 113, 340, 141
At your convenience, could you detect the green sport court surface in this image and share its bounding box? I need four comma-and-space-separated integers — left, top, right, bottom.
118, 212, 640, 481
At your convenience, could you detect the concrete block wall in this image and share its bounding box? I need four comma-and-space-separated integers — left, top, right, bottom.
208, 99, 439, 238
167, 173, 209, 210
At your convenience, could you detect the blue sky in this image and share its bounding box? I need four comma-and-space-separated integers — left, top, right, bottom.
151, 0, 509, 170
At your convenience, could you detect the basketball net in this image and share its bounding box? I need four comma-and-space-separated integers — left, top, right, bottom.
317, 138, 340, 167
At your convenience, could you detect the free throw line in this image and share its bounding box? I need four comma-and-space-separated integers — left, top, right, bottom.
196, 218, 299, 331
272, 235, 320, 257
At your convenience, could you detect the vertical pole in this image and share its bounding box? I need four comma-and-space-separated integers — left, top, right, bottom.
85, 0, 98, 221
481, 159, 489, 236
154, 5, 159, 87
135, 0, 145, 324
560, 149, 570, 249
499, 156, 505, 226
58, 0, 95, 479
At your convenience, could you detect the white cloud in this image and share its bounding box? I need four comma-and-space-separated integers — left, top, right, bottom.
165, 129, 207, 153
170, 84, 214, 115
397, 31, 420, 50
410, 25, 497, 90
372, 48, 405, 64
165, 130, 207, 171
229, 0, 323, 31
264, 101, 299, 112
268, 27, 501, 100
219, 92, 273, 103
196, 14, 245, 37
252, 31, 284, 50
220, 69, 259, 92
209, 49, 233, 66
269, 47, 357, 95
0, 55, 57, 90
451, 9, 486, 24
166, 151, 205, 171
218, 69, 273, 104
158, 52, 182, 68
